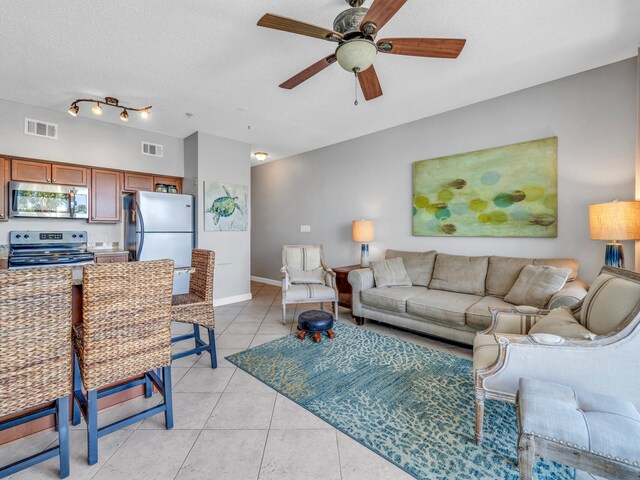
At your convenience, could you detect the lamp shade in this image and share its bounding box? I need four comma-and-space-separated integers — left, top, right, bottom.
352, 220, 374, 243
589, 201, 640, 240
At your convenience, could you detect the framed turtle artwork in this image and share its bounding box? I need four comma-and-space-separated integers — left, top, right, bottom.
413, 137, 558, 237
203, 181, 249, 231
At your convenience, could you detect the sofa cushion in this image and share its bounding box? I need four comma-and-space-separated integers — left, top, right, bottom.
406, 290, 482, 326
473, 334, 499, 371
361, 286, 428, 313
284, 284, 336, 302
465, 296, 515, 330
429, 254, 489, 296
486, 256, 534, 298
533, 258, 578, 282
528, 307, 594, 339
580, 272, 640, 335
370, 257, 412, 288
504, 265, 571, 308
385, 250, 437, 287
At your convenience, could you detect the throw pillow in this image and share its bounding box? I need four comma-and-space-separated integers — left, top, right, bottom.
529, 307, 594, 340
370, 257, 412, 288
384, 250, 437, 287
289, 267, 325, 285
504, 265, 571, 308
428, 253, 489, 296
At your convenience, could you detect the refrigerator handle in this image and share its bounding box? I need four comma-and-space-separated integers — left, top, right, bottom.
137, 204, 145, 259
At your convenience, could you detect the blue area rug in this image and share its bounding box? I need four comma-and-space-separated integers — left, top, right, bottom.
226, 322, 572, 480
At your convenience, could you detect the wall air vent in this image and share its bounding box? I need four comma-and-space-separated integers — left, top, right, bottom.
141, 141, 163, 158
24, 118, 58, 139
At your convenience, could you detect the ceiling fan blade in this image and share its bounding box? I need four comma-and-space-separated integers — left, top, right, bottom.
358, 65, 383, 101
258, 13, 343, 41
360, 0, 408, 35
279, 54, 337, 89
377, 38, 466, 58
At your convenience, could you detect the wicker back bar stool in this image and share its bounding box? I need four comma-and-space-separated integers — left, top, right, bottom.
171, 249, 217, 368
72, 260, 175, 465
0, 267, 73, 479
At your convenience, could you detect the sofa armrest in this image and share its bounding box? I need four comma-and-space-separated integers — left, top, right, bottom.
348, 268, 375, 317
481, 307, 549, 335
280, 266, 289, 292
547, 279, 589, 309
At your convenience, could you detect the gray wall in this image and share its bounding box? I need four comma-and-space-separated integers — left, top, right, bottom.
252, 57, 639, 284
0, 98, 185, 245
187, 132, 251, 303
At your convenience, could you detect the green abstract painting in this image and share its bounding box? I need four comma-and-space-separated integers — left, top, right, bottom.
413, 137, 558, 237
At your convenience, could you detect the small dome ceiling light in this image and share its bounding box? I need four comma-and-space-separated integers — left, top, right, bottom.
68, 96, 152, 120
254, 152, 268, 162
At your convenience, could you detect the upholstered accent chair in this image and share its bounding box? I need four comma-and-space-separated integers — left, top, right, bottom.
473, 266, 640, 444
281, 245, 339, 324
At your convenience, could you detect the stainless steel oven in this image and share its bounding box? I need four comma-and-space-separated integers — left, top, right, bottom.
9, 181, 89, 219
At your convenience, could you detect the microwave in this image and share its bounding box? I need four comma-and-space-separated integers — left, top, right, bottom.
9, 181, 89, 219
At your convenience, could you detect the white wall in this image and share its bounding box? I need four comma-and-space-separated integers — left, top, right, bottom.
251, 58, 638, 283
0, 97, 185, 244
189, 132, 251, 303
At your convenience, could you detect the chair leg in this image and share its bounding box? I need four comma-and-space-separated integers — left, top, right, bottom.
475, 390, 485, 444
282, 304, 287, 325
334, 301, 338, 320
208, 328, 217, 369
518, 434, 534, 480
72, 353, 81, 426
320, 302, 324, 311
144, 374, 153, 398
87, 390, 99, 465
193, 325, 202, 355
163, 366, 174, 429
57, 396, 70, 479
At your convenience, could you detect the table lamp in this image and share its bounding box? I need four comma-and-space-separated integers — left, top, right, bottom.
589, 200, 640, 268
352, 220, 374, 268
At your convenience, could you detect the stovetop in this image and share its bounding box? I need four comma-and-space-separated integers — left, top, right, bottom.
9, 230, 92, 268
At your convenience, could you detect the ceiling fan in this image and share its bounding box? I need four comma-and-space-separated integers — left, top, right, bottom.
257, 0, 466, 103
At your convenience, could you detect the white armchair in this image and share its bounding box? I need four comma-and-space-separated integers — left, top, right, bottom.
473, 266, 640, 443
281, 245, 339, 325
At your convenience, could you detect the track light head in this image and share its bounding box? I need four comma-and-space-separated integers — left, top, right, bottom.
120, 109, 129, 121
139, 108, 150, 119
68, 104, 79, 116
91, 103, 103, 116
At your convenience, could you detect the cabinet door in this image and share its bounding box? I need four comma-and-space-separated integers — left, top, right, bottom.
95, 254, 129, 264
124, 172, 154, 192
90, 169, 121, 223
0, 157, 8, 221
11, 159, 51, 183
52, 164, 87, 186
153, 175, 182, 193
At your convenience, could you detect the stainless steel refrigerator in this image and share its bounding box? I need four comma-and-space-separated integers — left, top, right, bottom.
124, 191, 195, 294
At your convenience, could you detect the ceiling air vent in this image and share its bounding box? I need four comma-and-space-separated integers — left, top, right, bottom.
141, 141, 163, 158
24, 118, 58, 139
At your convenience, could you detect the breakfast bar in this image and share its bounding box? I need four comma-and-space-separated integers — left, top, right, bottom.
0, 266, 193, 445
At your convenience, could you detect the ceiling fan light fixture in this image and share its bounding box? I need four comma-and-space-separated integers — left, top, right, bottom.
335, 39, 377, 73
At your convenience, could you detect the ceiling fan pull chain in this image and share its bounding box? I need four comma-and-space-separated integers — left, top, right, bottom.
353, 68, 359, 106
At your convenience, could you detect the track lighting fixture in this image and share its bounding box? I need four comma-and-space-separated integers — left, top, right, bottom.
68, 97, 152, 121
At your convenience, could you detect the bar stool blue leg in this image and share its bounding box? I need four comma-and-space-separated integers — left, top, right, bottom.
87, 390, 99, 465
56, 397, 70, 478
72, 353, 82, 426
208, 328, 217, 368
163, 366, 174, 429
144, 374, 153, 398
193, 325, 202, 355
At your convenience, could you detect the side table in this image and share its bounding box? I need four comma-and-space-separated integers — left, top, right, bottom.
333, 264, 364, 313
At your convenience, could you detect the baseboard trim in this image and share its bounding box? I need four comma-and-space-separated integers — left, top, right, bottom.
250, 275, 280, 287
214, 293, 252, 307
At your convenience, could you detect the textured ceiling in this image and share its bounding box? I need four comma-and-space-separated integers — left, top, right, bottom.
1, 0, 639, 165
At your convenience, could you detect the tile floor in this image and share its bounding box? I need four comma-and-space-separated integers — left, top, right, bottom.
4, 281, 472, 480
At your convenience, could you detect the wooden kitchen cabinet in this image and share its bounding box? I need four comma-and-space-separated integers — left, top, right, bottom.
0, 157, 8, 221
51, 164, 88, 186
11, 159, 51, 183
124, 172, 154, 192
90, 169, 121, 223
153, 175, 182, 193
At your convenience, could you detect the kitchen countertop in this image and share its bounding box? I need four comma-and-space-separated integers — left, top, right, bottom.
89, 248, 129, 256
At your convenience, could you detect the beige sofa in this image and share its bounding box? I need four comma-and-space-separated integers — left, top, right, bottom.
348, 250, 588, 345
